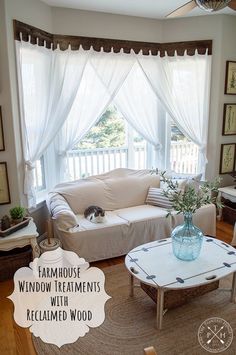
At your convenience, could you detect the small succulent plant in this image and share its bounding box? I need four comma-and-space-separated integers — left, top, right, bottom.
10, 206, 26, 220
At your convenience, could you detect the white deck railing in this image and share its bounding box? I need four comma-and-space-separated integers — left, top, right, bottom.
170, 141, 199, 174
66, 141, 199, 180
66, 146, 146, 180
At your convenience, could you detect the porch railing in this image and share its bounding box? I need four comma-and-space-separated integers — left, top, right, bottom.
170, 141, 199, 174
66, 141, 199, 180
66, 146, 146, 180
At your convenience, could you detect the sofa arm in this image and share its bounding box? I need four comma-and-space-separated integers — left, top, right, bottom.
47, 192, 79, 231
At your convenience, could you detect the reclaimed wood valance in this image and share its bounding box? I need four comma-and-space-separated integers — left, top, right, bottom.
13, 20, 212, 56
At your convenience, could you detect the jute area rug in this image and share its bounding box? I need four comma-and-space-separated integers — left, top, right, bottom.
33, 263, 236, 355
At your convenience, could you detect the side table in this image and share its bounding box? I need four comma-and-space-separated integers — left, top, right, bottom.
0, 219, 40, 259
218, 186, 236, 245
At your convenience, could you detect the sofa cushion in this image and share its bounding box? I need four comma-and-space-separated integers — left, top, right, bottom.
116, 205, 168, 223
146, 187, 173, 209
76, 211, 128, 231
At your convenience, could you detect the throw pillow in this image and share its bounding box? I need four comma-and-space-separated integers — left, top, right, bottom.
146, 187, 173, 209
160, 178, 188, 191
171, 172, 202, 181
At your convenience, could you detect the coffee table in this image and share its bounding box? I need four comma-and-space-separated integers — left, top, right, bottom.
125, 236, 236, 330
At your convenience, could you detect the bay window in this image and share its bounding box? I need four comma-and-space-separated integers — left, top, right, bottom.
16, 36, 211, 207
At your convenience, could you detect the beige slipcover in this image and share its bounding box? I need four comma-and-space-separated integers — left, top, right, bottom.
48, 168, 216, 262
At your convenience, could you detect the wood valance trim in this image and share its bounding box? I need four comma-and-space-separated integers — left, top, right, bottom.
13, 20, 212, 56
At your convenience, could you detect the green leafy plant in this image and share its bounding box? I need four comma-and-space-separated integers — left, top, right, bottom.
9, 206, 26, 220
159, 171, 223, 217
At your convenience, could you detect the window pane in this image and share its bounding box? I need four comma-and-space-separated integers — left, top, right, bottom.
67, 105, 147, 180
170, 121, 199, 174
76, 106, 125, 149
34, 156, 46, 191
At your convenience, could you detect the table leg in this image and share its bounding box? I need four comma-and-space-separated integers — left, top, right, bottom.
231, 272, 236, 303
129, 274, 134, 297
157, 288, 164, 330
31, 237, 40, 259
217, 191, 222, 221
231, 222, 236, 246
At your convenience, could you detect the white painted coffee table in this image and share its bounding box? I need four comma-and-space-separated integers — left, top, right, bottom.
125, 237, 236, 330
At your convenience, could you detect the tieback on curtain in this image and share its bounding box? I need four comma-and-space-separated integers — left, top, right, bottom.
57, 150, 67, 157
24, 161, 37, 207
153, 143, 162, 151
199, 145, 208, 164
25, 160, 35, 170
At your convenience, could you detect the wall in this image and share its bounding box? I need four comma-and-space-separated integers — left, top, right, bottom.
219, 16, 236, 185
0, 0, 20, 216
52, 8, 163, 42
1, 2, 236, 234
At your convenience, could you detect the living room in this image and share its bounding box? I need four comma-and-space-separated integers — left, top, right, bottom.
0, 0, 236, 354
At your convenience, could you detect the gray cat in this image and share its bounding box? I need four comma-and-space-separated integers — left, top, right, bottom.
84, 206, 106, 223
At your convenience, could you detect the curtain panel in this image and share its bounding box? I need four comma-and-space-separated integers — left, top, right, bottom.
16, 39, 89, 206
15, 39, 212, 207
137, 50, 212, 174
56, 49, 135, 155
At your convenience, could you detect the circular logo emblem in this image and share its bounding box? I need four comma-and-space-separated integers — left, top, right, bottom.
198, 317, 233, 353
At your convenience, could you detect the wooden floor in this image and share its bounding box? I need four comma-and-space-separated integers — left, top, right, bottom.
0, 220, 234, 355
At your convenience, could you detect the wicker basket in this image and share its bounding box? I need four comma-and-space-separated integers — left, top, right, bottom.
141, 280, 219, 309
0, 246, 32, 281
222, 197, 236, 225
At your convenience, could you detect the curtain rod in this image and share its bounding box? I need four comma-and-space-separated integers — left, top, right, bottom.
13, 20, 212, 56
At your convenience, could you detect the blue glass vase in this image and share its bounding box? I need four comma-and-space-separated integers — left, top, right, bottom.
171, 212, 203, 261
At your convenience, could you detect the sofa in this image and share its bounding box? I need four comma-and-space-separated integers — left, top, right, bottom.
48, 168, 216, 262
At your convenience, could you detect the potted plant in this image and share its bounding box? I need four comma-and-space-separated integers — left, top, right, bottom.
10, 206, 26, 225
160, 172, 222, 261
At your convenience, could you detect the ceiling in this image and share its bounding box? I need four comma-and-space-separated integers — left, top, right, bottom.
42, 0, 235, 19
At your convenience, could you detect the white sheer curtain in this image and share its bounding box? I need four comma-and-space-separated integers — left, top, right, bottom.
114, 61, 162, 167
137, 50, 212, 174
16, 38, 211, 205
16, 39, 89, 206
55, 48, 135, 179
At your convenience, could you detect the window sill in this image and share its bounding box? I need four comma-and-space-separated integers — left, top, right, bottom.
28, 191, 48, 213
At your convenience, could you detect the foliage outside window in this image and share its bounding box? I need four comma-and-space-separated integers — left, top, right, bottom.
76, 106, 126, 149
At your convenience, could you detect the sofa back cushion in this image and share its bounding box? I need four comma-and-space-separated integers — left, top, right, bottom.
53, 169, 160, 214
103, 174, 160, 210
54, 178, 107, 214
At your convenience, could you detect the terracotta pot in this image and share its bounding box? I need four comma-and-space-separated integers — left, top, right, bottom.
12, 218, 23, 225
